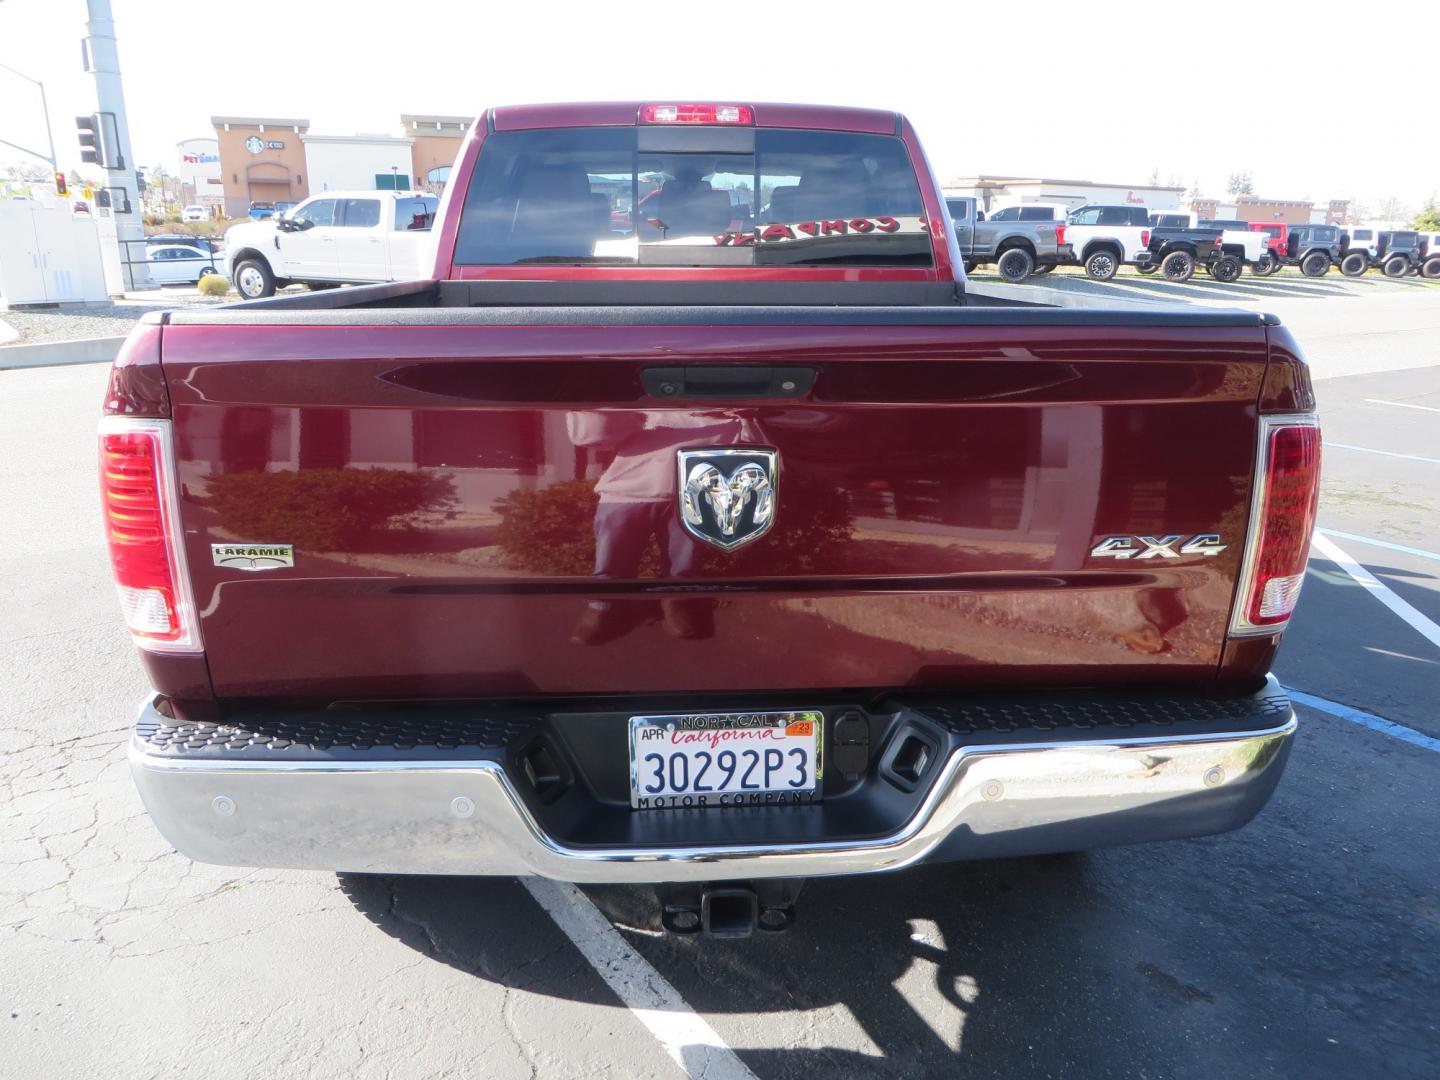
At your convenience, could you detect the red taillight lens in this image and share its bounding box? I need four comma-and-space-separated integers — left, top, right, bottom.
1231, 419, 1321, 634
1055, 224, 1066, 246
639, 103, 754, 125
1141, 229, 1150, 246
99, 419, 200, 651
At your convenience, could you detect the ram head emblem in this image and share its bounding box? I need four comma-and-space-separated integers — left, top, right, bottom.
677, 449, 778, 550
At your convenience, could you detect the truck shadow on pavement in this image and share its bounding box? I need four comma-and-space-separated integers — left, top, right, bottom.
339, 856, 1100, 1076
338, 844, 1337, 1078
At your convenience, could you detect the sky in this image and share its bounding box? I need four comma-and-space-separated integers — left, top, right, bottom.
1, 0, 1434, 216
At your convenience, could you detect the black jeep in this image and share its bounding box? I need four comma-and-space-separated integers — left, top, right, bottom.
1375, 231, 1426, 278
1282, 225, 1343, 277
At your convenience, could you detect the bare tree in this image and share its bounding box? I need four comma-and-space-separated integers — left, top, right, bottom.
1377, 195, 1410, 222
3, 161, 51, 182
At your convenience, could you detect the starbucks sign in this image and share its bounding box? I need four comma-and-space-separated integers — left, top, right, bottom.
244, 135, 263, 154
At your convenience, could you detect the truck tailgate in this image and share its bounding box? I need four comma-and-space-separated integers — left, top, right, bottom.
160, 317, 1267, 699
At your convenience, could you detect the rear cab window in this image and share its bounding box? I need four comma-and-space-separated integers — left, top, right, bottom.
1096, 206, 1143, 226
455, 126, 932, 267
341, 199, 382, 228
1018, 206, 1057, 221
395, 196, 439, 231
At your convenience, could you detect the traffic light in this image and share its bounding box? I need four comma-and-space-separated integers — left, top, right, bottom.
54, 172, 68, 196
74, 112, 123, 169
76, 114, 100, 164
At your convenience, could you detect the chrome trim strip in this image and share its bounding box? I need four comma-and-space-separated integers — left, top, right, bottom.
129, 688, 1297, 883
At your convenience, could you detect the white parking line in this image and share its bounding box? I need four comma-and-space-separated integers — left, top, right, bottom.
1286, 687, 1440, 754
1317, 529, 1440, 563
522, 877, 758, 1080
1364, 398, 1440, 414
1311, 533, 1440, 651
1324, 442, 1440, 465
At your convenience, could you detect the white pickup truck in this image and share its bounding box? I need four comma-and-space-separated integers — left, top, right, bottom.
1057, 204, 1152, 280
224, 190, 439, 299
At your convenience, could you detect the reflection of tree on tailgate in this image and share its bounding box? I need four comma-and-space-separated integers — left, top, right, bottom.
205, 468, 457, 550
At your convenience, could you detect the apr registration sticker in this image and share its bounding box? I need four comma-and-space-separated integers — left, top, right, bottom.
211, 543, 294, 571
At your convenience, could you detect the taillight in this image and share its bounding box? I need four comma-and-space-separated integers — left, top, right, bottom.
99, 417, 201, 652
1230, 417, 1321, 635
1055, 224, 1066, 246
1141, 229, 1150, 246
639, 103, 754, 125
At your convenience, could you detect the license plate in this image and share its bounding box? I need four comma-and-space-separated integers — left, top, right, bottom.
628, 711, 823, 810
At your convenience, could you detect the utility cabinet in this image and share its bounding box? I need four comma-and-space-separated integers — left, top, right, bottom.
0, 202, 109, 305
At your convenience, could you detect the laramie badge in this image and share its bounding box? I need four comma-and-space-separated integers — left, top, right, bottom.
211, 544, 294, 571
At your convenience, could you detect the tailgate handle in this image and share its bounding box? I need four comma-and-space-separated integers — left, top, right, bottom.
642, 366, 815, 399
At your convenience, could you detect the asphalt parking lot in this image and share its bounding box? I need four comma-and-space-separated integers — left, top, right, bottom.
3, 281, 1438, 1079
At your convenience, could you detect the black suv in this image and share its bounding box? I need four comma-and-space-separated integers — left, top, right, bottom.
1283, 225, 1343, 277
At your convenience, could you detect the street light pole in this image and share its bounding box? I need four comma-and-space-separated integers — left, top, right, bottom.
36, 75, 56, 170
0, 61, 56, 169
82, 0, 153, 290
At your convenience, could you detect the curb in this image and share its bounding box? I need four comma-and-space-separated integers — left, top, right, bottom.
0, 336, 125, 371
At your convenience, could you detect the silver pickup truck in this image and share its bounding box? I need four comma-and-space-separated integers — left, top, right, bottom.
946, 196, 1063, 283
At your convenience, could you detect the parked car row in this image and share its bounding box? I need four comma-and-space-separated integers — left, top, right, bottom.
946, 199, 1440, 283
1335, 229, 1438, 278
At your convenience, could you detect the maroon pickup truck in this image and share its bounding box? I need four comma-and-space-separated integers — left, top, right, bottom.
104, 103, 1318, 936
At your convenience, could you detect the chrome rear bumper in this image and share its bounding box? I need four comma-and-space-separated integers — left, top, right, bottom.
129, 686, 1296, 884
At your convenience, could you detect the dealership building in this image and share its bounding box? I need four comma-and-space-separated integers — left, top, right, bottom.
946, 173, 1353, 226
1188, 196, 1351, 226
945, 174, 1187, 213
210, 114, 471, 217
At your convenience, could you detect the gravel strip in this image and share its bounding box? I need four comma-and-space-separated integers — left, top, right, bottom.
0, 289, 232, 346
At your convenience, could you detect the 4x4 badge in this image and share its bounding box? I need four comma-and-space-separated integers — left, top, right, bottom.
1089, 534, 1226, 560
678, 448, 778, 550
